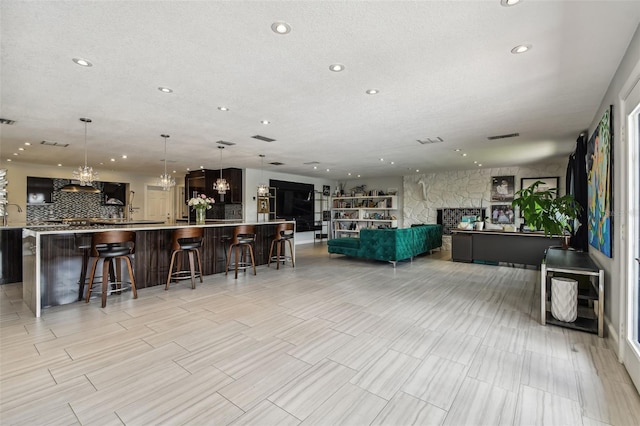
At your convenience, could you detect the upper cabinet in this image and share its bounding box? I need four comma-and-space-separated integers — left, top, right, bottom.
27, 177, 54, 204
102, 182, 127, 205
185, 168, 243, 204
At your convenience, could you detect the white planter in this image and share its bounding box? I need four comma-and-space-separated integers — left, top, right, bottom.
551, 277, 578, 322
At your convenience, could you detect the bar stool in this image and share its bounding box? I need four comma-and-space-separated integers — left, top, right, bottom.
85, 230, 137, 308
75, 233, 115, 301
165, 227, 204, 290
268, 223, 295, 269
225, 225, 256, 279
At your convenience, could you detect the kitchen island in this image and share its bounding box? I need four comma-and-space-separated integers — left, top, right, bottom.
22, 220, 293, 316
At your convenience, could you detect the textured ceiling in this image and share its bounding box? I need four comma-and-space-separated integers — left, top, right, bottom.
1, 1, 639, 179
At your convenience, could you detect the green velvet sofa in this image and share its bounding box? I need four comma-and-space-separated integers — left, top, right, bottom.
328, 224, 442, 267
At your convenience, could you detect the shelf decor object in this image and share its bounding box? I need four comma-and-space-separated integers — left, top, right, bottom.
551, 277, 578, 322
62, 118, 100, 193
158, 134, 176, 191
213, 146, 230, 195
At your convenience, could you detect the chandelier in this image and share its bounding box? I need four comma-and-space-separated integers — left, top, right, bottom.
214, 146, 230, 194
64, 117, 100, 193
257, 154, 269, 196
158, 134, 175, 191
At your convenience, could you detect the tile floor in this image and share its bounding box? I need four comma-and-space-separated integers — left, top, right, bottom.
1, 243, 640, 425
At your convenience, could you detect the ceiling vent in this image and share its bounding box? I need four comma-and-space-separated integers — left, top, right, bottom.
487, 132, 519, 140
0, 118, 16, 125
417, 137, 444, 145
40, 140, 69, 147
252, 135, 276, 142
269, 161, 284, 166
216, 140, 236, 146
303, 161, 320, 165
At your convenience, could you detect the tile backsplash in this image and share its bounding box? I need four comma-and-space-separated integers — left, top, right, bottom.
26, 179, 124, 222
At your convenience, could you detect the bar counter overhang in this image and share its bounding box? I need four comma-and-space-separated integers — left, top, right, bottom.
22, 220, 294, 317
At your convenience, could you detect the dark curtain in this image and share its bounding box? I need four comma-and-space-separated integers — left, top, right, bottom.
566, 133, 589, 251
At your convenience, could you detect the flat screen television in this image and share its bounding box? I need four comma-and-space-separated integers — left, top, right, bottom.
270, 179, 315, 231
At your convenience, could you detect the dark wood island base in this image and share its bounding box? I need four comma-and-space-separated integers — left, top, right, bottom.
23, 221, 293, 316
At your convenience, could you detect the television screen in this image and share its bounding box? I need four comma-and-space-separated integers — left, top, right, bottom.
270, 179, 314, 231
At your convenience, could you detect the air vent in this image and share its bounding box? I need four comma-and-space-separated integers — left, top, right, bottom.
40, 140, 69, 147
216, 140, 236, 146
487, 132, 519, 140
252, 135, 276, 142
303, 161, 320, 165
270, 161, 284, 166
417, 137, 444, 145
0, 118, 16, 125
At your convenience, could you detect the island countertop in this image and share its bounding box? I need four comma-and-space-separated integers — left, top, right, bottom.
22, 220, 294, 316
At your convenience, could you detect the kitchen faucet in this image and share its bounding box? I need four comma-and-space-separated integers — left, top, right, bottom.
2, 203, 23, 226
127, 190, 139, 221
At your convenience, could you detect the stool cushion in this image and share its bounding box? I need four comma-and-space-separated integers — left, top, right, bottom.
98, 246, 131, 257
179, 241, 202, 250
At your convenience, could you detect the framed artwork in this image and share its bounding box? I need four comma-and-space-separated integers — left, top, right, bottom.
322, 185, 331, 196
587, 105, 613, 257
520, 176, 559, 194
491, 176, 515, 201
258, 196, 270, 213
519, 177, 560, 217
491, 204, 515, 224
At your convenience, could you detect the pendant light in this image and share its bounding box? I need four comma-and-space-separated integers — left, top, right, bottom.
213, 146, 230, 194
62, 117, 100, 193
158, 134, 175, 191
257, 154, 269, 196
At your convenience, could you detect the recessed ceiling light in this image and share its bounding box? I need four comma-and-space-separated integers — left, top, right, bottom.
380, 158, 384, 162
122, 155, 127, 159
200, 165, 204, 169
12, 153, 18, 156
24, 142, 31, 146
329, 64, 345, 72
326, 169, 330, 172
454, 148, 461, 152
186, 168, 190, 171
18, 147, 24, 151
110, 158, 115, 162
478, 164, 483, 167
462, 153, 467, 157
357, 174, 361, 178
390, 161, 395, 165
218, 106, 229, 111
6, 159, 11, 162
348, 172, 352, 176
511, 44, 532, 54
473, 161, 478, 164
158, 86, 173, 93
72, 57, 93, 67
172, 170, 176, 173
271, 21, 291, 34
366, 89, 379, 95
416, 169, 420, 172
57, 164, 62, 167
313, 166, 317, 170
500, 0, 522, 6
261, 120, 271, 125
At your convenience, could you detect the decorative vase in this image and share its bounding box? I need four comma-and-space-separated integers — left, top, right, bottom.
551, 277, 578, 322
195, 208, 206, 225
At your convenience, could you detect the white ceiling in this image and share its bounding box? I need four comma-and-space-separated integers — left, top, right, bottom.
1, 1, 639, 179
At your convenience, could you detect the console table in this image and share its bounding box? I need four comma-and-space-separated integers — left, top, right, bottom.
540, 248, 604, 336
451, 229, 563, 266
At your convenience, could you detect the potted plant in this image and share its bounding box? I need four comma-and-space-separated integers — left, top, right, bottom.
511, 181, 581, 241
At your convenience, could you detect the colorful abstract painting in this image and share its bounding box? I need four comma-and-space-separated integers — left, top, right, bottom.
587, 106, 613, 257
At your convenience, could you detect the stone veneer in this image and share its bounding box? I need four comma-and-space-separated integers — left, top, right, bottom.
403, 161, 567, 250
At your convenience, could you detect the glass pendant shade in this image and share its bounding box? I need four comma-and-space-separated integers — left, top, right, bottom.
256, 154, 268, 195
214, 146, 230, 194
158, 134, 175, 191
64, 117, 100, 193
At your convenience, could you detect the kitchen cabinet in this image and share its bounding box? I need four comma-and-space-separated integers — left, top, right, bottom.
184, 168, 243, 220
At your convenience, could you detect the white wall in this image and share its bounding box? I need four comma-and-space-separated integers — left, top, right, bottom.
403, 160, 568, 249
587, 23, 640, 348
